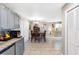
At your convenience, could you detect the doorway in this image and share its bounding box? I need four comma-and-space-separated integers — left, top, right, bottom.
65, 4, 79, 55
24, 21, 63, 55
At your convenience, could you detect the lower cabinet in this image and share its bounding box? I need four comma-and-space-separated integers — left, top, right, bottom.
15, 38, 24, 55
1, 45, 15, 55
1, 37, 24, 55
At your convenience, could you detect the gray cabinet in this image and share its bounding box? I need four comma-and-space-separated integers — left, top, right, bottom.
0, 37, 24, 55
0, 6, 1, 31
1, 45, 15, 55
0, 5, 20, 29
7, 10, 15, 29
0, 6, 8, 29
15, 38, 24, 55
14, 14, 20, 29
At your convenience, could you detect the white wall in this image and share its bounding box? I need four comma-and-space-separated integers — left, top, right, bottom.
20, 17, 29, 44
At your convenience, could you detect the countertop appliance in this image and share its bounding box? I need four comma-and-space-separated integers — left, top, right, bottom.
0, 29, 11, 41
10, 30, 21, 38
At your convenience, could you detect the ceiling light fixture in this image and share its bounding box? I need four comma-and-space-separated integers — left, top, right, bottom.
28, 16, 44, 21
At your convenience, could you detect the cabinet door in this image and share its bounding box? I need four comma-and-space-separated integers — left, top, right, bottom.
15, 38, 24, 55
0, 6, 8, 29
10, 12, 15, 29
17, 16, 20, 28
0, 6, 1, 31
1, 45, 15, 55
14, 14, 20, 28
7, 10, 15, 29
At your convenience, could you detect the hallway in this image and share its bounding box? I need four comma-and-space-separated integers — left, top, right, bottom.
24, 37, 63, 55
0, 3, 64, 55
0, 3, 79, 55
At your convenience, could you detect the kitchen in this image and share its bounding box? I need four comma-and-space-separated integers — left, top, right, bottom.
0, 4, 24, 55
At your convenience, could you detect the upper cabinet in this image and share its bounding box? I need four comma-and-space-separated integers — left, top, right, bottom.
0, 4, 20, 30
14, 13, 20, 29
7, 9, 15, 29
0, 5, 8, 29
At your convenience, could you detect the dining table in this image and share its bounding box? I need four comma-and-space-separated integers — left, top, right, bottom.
31, 31, 46, 42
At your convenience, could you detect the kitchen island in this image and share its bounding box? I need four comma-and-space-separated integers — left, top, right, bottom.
0, 37, 24, 55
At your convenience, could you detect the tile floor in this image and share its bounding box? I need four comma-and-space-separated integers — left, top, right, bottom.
23, 37, 63, 55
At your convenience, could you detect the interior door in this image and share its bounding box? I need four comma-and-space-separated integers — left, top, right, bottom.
67, 8, 76, 54
75, 7, 79, 54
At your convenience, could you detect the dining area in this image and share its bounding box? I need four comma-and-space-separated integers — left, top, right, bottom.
30, 23, 46, 43
29, 21, 62, 44
23, 21, 64, 55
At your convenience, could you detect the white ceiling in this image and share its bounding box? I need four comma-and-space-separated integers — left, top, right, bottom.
3, 3, 65, 22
